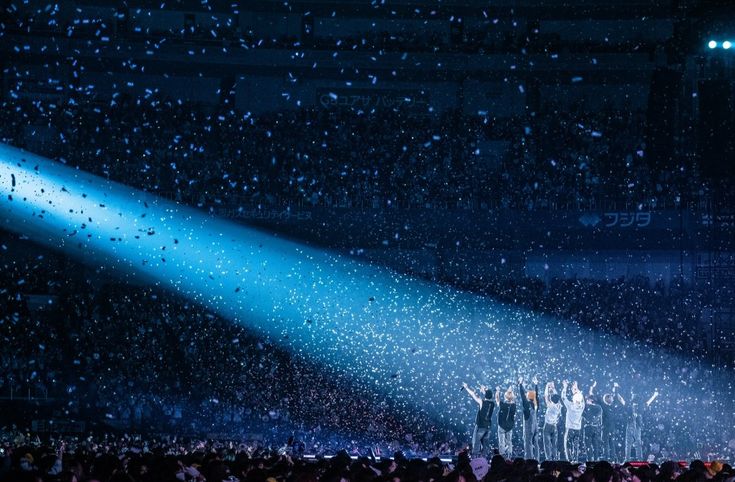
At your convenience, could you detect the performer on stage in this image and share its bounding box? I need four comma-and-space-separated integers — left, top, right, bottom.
592, 381, 624, 461
462, 382, 495, 457
583, 382, 603, 461
561, 380, 585, 462
620, 388, 659, 460
542, 381, 562, 461
496, 385, 516, 459
519, 376, 540, 460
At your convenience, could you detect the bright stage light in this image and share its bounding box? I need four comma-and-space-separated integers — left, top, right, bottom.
723, 40, 732, 49
0, 142, 732, 446
709, 40, 718, 49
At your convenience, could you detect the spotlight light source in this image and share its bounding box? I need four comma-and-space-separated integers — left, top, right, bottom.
708, 40, 718, 49
723, 40, 732, 49
0, 142, 732, 445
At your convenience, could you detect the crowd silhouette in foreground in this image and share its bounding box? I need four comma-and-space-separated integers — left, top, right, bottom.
0, 431, 733, 482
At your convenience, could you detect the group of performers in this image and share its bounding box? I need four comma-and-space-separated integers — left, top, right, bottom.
462, 377, 659, 462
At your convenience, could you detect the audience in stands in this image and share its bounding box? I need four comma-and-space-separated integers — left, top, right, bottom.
2, 248, 733, 461
0, 94, 714, 212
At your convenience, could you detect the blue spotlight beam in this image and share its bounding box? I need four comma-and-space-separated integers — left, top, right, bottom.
0, 143, 731, 438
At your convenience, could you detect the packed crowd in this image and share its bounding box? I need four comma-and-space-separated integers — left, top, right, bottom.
0, 430, 733, 482
467, 276, 711, 358
3, 5, 735, 479
0, 93, 708, 212
2, 3, 662, 57
0, 252, 420, 442
2, 240, 733, 462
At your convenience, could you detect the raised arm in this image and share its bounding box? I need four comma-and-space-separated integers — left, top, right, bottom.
495, 386, 501, 405
646, 389, 659, 407
462, 382, 483, 406
518, 377, 529, 408
589, 380, 597, 397
544, 382, 553, 405
561, 380, 571, 407
613, 382, 625, 405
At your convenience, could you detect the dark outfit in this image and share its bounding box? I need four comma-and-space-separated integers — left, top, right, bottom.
625, 401, 648, 460
598, 397, 622, 461
472, 398, 496, 457
583, 402, 603, 461
497, 400, 516, 458
519, 383, 540, 460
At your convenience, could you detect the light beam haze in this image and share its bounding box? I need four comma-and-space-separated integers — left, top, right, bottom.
0, 143, 731, 450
